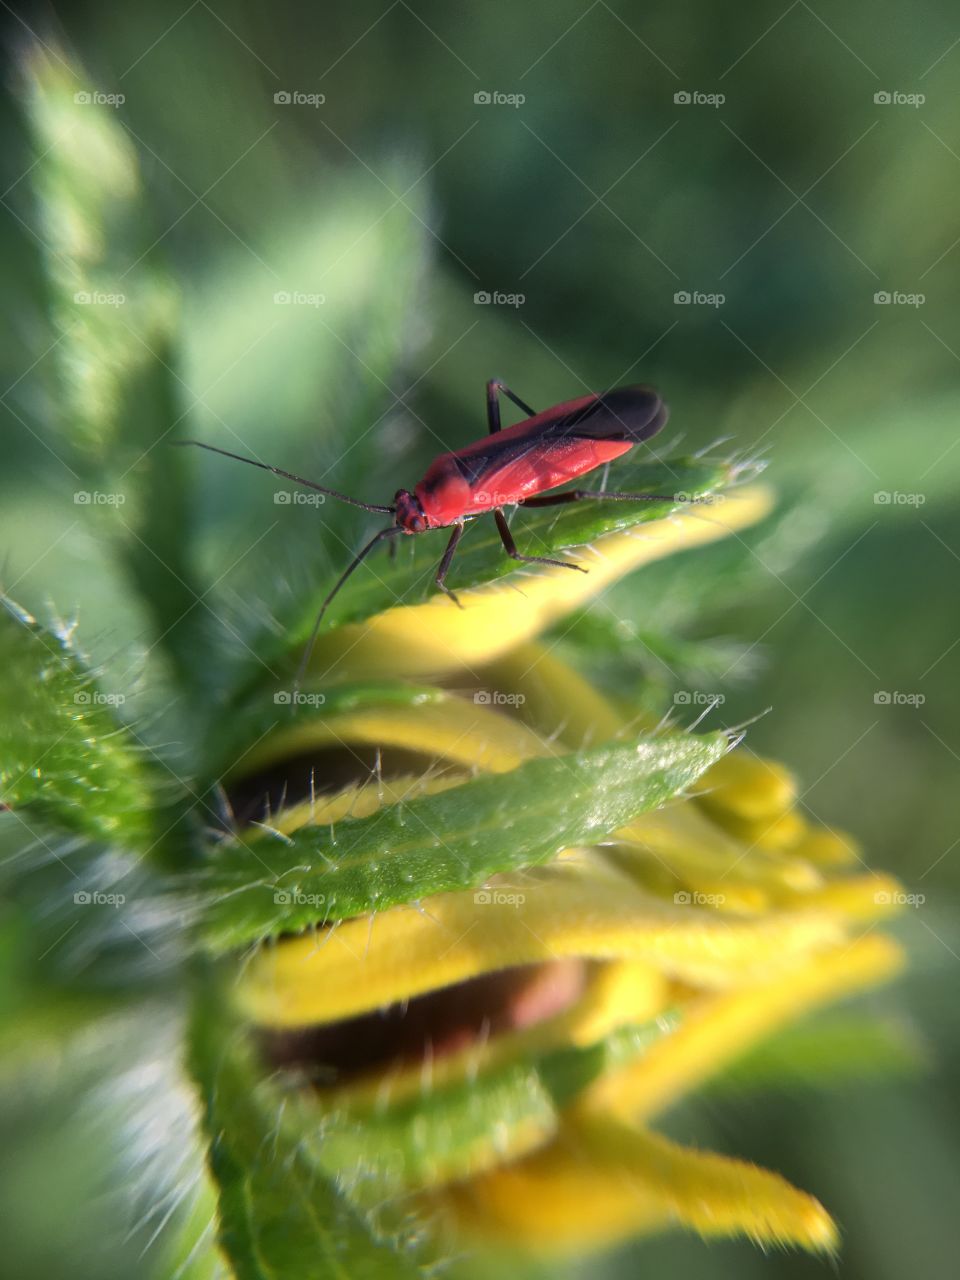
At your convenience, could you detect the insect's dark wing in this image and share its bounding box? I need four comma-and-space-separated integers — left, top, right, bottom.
451, 386, 667, 488
542, 385, 668, 443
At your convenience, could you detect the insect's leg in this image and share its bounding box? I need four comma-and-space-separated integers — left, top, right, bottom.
434, 522, 466, 607
493, 508, 587, 573
486, 379, 538, 434
521, 488, 678, 507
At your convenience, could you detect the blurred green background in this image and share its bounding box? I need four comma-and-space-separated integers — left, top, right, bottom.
1, 0, 959, 1275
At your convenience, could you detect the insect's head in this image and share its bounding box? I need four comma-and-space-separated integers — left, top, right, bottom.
394, 489, 428, 533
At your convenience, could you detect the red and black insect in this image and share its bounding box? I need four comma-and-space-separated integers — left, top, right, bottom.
178, 380, 673, 679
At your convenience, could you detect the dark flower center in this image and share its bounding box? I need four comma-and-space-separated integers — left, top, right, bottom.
262, 959, 588, 1085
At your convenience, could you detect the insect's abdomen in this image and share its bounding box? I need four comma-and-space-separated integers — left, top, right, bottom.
464, 437, 633, 512
413, 385, 666, 527
416, 436, 635, 523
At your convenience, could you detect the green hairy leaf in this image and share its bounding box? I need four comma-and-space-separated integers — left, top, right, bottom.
198, 727, 729, 950
25, 49, 203, 680
0, 596, 151, 846
292, 1015, 681, 1197
188, 995, 430, 1280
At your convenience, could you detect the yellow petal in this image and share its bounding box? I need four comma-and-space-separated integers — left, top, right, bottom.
441, 1115, 837, 1255
230, 690, 551, 780
270, 771, 468, 836
237, 855, 846, 1029
615, 802, 823, 899
793, 826, 862, 868
563, 959, 668, 1047
306, 487, 773, 683
476, 641, 627, 747
698, 750, 798, 822
717, 809, 808, 852
575, 933, 905, 1124
770, 872, 909, 920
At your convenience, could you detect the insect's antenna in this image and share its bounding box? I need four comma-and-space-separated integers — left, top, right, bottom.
293, 525, 403, 693
174, 440, 395, 514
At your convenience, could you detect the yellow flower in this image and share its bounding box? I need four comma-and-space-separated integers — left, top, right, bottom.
225, 483, 906, 1259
